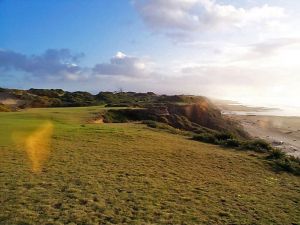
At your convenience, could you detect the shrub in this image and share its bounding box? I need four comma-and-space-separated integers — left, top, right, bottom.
143, 120, 187, 135
267, 148, 286, 159
49, 98, 63, 107
221, 139, 241, 148
28, 88, 64, 98
103, 111, 128, 123
272, 156, 300, 176
105, 103, 132, 107
193, 131, 240, 146
157, 123, 184, 134
142, 120, 158, 128
192, 133, 218, 144
215, 132, 235, 141
193, 132, 273, 154
241, 139, 272, 152
61, 91, 96, 106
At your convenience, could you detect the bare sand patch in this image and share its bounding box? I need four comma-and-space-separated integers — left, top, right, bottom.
230, 115, 300, 158
0, 93, 24, 106
93, 117, 104, 124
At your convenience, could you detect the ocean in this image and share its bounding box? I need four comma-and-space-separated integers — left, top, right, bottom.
222, 105, 300, 117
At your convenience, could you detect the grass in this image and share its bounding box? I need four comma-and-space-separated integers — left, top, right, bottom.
0, 107, 300, 224
192, 132, 300, 175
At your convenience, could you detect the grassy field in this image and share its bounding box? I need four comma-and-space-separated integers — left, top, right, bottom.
0, 107, 299, 225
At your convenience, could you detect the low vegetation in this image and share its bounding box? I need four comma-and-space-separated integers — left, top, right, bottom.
141, 120, 189, 135
0, 106, 299, 224
0, 103, 11, 112
192, 133, 272, 153
192, 133, 300, 176
103, 106, 247, 138
102, 105, 300, 176
0, 88, 212, 109
272, 155, 300, 176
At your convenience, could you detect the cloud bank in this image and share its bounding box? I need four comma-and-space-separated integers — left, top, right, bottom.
0, 50, 153, 81
0, 49, 84, 80
135, 0, 285, 30
134, 0, 286, 39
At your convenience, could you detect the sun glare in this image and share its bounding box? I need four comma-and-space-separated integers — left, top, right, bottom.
24, 121, 54, 173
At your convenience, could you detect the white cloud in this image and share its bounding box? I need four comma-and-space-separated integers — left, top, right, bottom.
0, 50, 155, 81
93, 51, 153, 77
134, 0, 286, 39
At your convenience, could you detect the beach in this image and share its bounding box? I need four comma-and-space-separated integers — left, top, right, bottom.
213, 99, 300, 157
230, 115, 300, 158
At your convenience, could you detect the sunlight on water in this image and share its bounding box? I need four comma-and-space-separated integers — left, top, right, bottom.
13, 121, 54, 173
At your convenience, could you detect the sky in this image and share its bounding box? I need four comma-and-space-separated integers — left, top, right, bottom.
1, 0, 300, 108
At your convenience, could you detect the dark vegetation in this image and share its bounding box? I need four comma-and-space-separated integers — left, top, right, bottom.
103, 105, 247, 138
193, 133, 272, 152
96, 91, 208, 106
0, 88, 97, 108
0, 87, 219, 109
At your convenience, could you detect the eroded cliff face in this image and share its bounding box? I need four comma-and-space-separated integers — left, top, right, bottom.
167, 103, 248, 137
103, 99, 248, 139
167, 102, 221, 128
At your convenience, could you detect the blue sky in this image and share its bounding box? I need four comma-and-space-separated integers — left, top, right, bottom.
0, 0, 174, 65
1, 0, 300, 107
1, 1, 142, 61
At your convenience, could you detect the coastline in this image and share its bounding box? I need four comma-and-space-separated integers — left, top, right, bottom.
229, 114, 300, 158
213, 99, 300, 157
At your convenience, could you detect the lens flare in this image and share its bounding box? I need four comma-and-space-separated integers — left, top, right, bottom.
24, 121, 54, 173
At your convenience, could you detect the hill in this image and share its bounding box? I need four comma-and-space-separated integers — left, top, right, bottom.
0, 106, 299, 224
0, 88, 248, 138
0, 88, 211, 109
